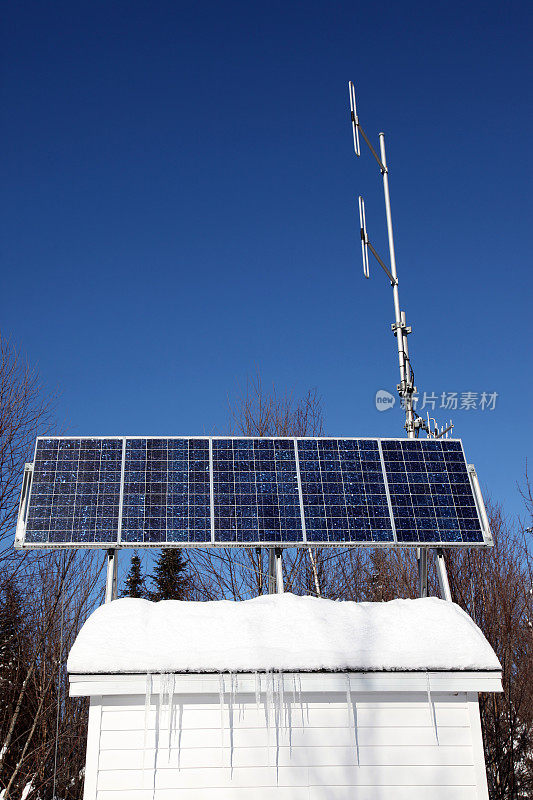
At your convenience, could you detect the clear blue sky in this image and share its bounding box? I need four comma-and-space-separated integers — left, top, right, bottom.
2, 0, 531, 519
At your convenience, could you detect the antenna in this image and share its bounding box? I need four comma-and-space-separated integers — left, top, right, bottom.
349, 81, 454, 442
348, 80, 454, 599
349, 81, 360, 156
358, 196, 369, 278
358, 195, 396, 284
348, 81, 416, 438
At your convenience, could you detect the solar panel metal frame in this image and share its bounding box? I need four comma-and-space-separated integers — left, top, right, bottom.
14, 436, 493, 550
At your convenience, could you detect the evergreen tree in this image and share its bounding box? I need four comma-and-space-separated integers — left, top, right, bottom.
149, 549, 190, 601
122, 552, 147, 598
0, 578, 24, 697
0, 577, 34, 786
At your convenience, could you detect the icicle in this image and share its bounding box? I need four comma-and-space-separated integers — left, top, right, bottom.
163, 673, 170, 723
218, 673, 225, 752
229, 671, 236, 717
264, 669, 272, 764
278, 670, 285, 728
272, 671, 278, 733
228, 671, 236, 771
274, 672, 282, 767
426, 672, 439, 745
345, 673, 359, 765
159, 673, 167, 755
255, 670, 261, 710
266, 670, 273, 733
297, 674, 304, 726
167, 673, 175, 762
176, 700, 183, 770
155, 673, 166, 775
159, 673, 164, 722
227, 670, 233, 733
143, 673, 152, 779
287, 676, 293, 752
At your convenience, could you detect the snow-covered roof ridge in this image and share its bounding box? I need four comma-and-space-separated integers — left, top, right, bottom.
67, 593, 501, 675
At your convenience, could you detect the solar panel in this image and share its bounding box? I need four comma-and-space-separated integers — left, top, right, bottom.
381, 439, 484, 545
298, 439, 393, 544
121, 438, 211, 545
213, 438, 301, 544
24, 438, 122, 546
16, 436, 491, 549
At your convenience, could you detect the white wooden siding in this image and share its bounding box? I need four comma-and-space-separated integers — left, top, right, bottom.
81, 684, 490, 800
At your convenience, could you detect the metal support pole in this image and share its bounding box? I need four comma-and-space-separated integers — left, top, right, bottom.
417, 548, 428, 598
434, 548, 452, 601
275, 548, 284, 594
308, 548, 322, 597
255, 547, 263, 594
267, 549, 277, 594
14, 464, 33, 547
379, 133, 415, 439
113, 549, 118, 600
105, 549, 117, 603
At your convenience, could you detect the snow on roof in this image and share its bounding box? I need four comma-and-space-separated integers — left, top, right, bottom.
67, 593, 501, 675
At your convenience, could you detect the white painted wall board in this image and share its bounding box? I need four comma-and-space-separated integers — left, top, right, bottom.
97, 765, 478, 791
99, 743, 475, 770
100, 690, 471, 709
308, 789, 477, 800
468, 692, 490, 800
96, 790, 312, 800
77, 676, 493, 799
69, 670, 502, 697
99, 704, 470, 731
98, 723, 475, 750
82, 697, 101, 800
96, 791, 477, 800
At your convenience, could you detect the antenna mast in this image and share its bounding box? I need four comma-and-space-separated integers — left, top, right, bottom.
349, 82, 453, 600
349, 82, 416, 437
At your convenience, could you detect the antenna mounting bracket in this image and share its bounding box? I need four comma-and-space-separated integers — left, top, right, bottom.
391, 321, 412, 335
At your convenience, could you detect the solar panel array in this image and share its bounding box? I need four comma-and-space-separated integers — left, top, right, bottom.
19, 436, 489, 548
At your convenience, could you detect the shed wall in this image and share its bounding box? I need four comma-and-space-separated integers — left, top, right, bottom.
82, 687, 489, 800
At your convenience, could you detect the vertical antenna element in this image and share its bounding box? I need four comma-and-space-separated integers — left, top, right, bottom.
358, 196, 369, 278
349, 81, 360, 156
